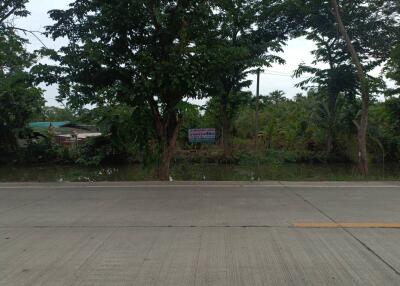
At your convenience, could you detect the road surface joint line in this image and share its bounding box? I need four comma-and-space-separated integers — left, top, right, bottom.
192, 227, 204, 286
279, 181, 400, 276
67, 228, 117, 286
130, 226, 168, 284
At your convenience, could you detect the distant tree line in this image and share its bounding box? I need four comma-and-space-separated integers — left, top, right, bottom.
0, 0, 399, 179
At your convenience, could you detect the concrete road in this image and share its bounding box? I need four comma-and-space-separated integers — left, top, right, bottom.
1, 182, 400, 285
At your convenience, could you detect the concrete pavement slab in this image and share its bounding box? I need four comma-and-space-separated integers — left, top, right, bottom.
349, 229, 400, 272
0, 186, 330, 227
0, 228, 399, 286
1, 183, 400, 285
291, 186, 400, 223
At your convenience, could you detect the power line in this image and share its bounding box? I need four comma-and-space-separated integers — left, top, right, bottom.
264, 72, 293, 77
262, 71, 309, 79
265, 70, 293, 76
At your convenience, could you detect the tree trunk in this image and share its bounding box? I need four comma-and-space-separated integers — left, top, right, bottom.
221, 111, 233, 160
326, 90, 338, 159
157, 120, 180, 181
158, 135, 176, 181
255, 68, 260, 152
326, 132, 333, 157
330, 0, 369, 175
220, 92, 233, 160
149, 100, 181, 181
356, 100, 369, 175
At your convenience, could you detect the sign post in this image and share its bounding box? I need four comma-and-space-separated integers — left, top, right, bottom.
189, 129, 216, 144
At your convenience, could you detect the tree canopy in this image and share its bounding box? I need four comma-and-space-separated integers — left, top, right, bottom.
386, 45, 400, 96
0, 0, 29, 26
1, 0, 400, 178
0, 0, 43, 154
38, 0, 220, 178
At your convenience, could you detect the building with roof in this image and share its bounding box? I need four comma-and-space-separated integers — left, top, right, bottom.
28, 122, 102, 147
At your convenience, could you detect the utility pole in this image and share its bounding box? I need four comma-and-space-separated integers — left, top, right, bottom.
255, 68, 260, 152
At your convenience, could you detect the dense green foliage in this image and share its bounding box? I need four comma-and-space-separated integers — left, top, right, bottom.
1, 0, 400, 179
203, 0, 299, 159
386, 45, 400, 95
0, 1, 43, 157
35, 0, 223, 178
0, 0, 29, 26
232, 90, 400, 164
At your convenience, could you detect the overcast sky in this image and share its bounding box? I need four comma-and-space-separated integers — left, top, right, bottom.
16, 0, 320, 107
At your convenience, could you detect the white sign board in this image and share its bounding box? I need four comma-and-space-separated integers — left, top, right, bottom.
189, 128, 216, 144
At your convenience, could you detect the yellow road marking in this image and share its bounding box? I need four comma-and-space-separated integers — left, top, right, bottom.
293, 223, 400, 229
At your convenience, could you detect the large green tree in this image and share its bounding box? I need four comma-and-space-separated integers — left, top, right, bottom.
385, 0, 400, 94
295, 0, 400, 174
38, 0, 216, 179
330, 0, 399, 174
293, 2, 358, 158
386, 45, 400, 95
206, 0, 299, 159
0, 0, 43, 154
